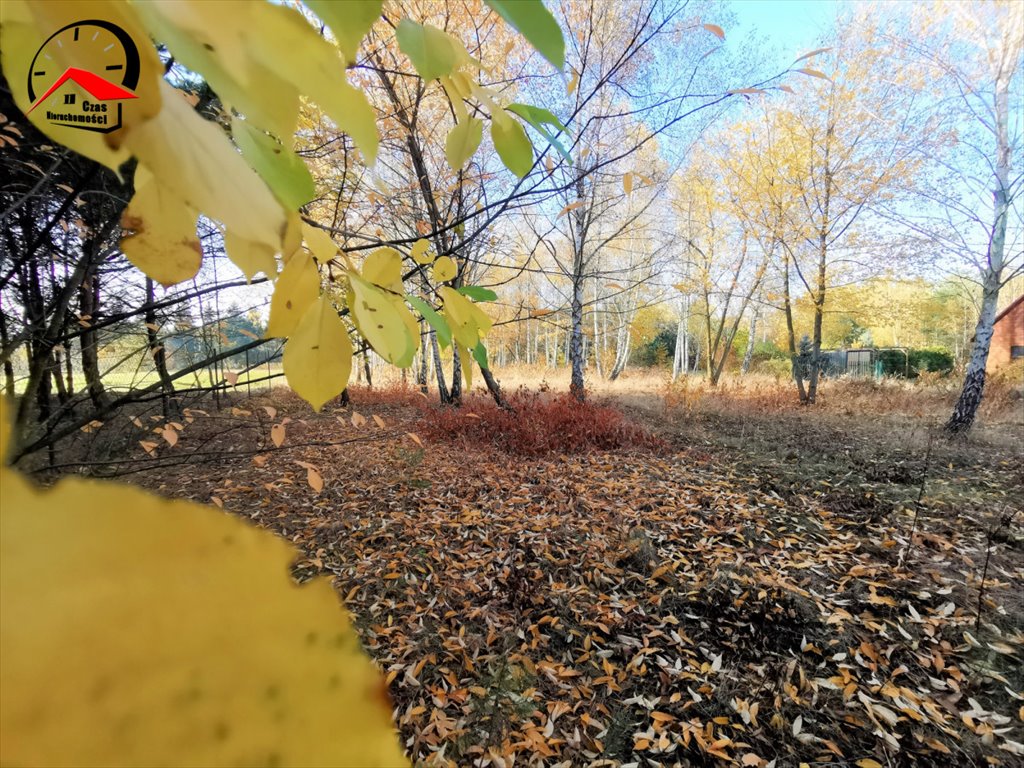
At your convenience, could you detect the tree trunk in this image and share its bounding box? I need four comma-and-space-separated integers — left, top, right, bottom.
0, 308, 16, 398
417, 321, 428, 393
362, 349, 373, 389
78, 267, 107, 408
806, 233, 828, 404
946, 272, 1001, 434
481, 364, 511, 409
945, 59, 1012, 435
431, 331, 451, 404
783, 251, 808, 402
569, 268, 585, 400
145, 278, 176, 419
608, 324, 631, 381
449, 344, 462, 404
742, 305, 759, 375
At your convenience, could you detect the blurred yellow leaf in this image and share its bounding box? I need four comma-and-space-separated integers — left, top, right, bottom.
224, 230, 277, 283
123, 82, 285, 250
301, 223, 338, 264
0, 407, 405, 767
132, 0, 299, 141
305, 0, 382, 65
120, 168, 201, 286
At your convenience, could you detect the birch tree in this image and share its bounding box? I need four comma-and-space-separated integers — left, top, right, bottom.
889, 0, 1023, 434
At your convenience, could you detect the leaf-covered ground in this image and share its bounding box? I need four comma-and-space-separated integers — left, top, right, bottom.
130, 386, 1023, 767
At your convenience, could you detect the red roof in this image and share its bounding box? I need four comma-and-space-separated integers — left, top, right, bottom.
28, 67, 137, 113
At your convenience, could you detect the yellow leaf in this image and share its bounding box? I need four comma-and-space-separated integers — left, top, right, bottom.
702, 23, 725, 40
372, 415, 386, 429
411, 239, 434, 266
623, 173, 633, 196
362, 248, 403, 293
305, 0, 382, 65
283, 297, 353, 412
160, 426, 178, 447
131, 1, 299, 141
440, 287, 492, 349
120, 168, 202, 286
302, 223, 338, 265
124, 81, 286, 250
445, 116, 483, 171
249, 3, 378, 163
458, 342, 474, 389
0, 407, 405, 767
351, 411, 367, 428
0, 0, 163, 172
795, 67, 830, 80
224, 230, 277, 282
432, 256, 457, 283
347, 273, 415, 367
567, 68, 579, 95
224, 371, 239, 386
856, 760, 884, 768
305, 466, 324, 493
266, 251, 319, 338
558, 200, 585, 218
406, 432, 423, 448
139, 441, 157, 456
794, 47, 831, 63
271, 423, 286, 448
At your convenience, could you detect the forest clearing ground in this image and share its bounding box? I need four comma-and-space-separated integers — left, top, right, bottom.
122, 375, 1023, 767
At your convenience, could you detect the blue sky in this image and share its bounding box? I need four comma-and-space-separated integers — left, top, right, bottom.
725, 0, 843, 63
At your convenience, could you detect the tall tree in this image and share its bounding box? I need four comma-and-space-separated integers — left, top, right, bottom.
889, 1, 1023, 434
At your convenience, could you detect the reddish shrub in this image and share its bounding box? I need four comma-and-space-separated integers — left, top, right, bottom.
418, 391, 667, 456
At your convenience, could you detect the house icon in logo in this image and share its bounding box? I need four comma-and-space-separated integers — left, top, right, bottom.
28, 67, 137, 132
26, 20, 142, 134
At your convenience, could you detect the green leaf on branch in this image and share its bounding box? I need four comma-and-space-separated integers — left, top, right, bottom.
484, 0, 565, 70
472, 340, 490, 370
396, 20, 467, 81
233, 117, 316, 210
406, 296, 452, 349
506, 103, 572, 164
457, 286, 498, 302
305, 0, 382, 64
446, 117, 484, 171
491, 118, 534, 178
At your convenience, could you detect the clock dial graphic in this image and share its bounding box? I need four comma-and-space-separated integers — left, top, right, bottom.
27, 19, 141, 133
